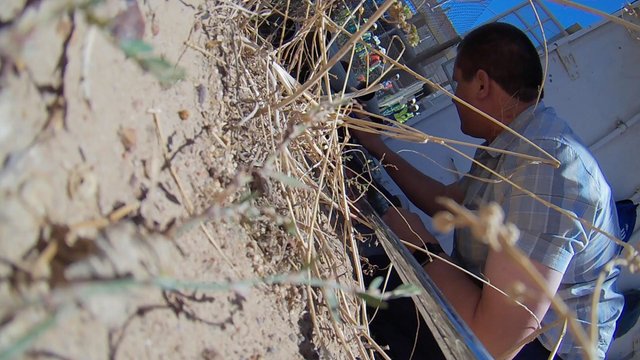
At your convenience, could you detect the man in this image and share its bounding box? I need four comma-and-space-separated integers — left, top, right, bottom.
355, 22, 623, 359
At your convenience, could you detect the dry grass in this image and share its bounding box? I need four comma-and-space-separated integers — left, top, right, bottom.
1, 0, 639, 359
258, 0, 640, 358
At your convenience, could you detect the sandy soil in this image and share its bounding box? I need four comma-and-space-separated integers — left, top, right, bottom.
0, 0, 363, 358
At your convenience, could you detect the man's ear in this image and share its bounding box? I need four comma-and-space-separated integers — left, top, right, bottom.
475, 69, 490, 99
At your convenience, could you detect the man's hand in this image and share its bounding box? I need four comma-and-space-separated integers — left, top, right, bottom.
347, 100, 464, 217
348, 101, 389, 158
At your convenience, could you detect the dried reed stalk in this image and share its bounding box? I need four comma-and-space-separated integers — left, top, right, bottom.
272, 0, 397, 110
549, 0, 640, 32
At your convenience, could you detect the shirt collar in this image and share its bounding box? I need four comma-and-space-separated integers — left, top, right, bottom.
485, 102, 546, 158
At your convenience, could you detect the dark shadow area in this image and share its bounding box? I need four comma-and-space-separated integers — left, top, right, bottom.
297, 311, 320, 360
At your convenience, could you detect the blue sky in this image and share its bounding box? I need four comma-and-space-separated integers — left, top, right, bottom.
446, 0, 629, 34
541, 1, 627, 27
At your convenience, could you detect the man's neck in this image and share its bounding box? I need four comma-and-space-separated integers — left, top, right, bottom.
485, 99, 537, 142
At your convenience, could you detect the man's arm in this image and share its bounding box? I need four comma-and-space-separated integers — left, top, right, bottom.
384, 208, 562, 359
430, 242, 561, 359
352, 129, 464, 216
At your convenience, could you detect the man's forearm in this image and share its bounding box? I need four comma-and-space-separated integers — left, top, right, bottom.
373, 146, 456, 217
383, 208, 513, 357
424, 257, 482, 325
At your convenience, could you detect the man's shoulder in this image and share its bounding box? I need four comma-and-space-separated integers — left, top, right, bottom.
511, 108, 611, 205
515, 106, 589, 161
523, 106, 572, 141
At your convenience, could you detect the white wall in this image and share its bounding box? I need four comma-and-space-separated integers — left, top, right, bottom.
543, 20, 640, 201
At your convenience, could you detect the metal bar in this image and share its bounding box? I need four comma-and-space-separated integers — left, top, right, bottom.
589, 111, 640, 153
534, 0, 569, 36
478, 1, 528, 29
513, 9, 544, 45
362, 202, 493, 360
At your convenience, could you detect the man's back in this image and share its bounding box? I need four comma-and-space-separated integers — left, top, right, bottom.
453, 103, 624, 358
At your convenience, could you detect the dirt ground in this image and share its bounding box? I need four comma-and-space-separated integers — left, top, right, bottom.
0, 0, 366, 358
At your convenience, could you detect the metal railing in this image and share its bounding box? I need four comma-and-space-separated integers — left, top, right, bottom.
362, 200, 493, 360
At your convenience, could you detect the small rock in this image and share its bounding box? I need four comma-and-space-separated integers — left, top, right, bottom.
67, 165, 98, 201
118, 127, 137, 152
151, 14, 160, 36
205, 40, 221, 50
196, 84, 207, 107
178, 109, 190, 121
110, 0, 145, 42
201, 347, 220, 360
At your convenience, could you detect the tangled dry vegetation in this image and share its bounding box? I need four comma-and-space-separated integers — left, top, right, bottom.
2, 0, 640, 359
0, 0, 408, 358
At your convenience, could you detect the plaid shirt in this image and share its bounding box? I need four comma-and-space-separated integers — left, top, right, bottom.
452, 103, 624, 359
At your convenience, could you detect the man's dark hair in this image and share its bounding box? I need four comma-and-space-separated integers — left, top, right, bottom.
456, 22, 544, 102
